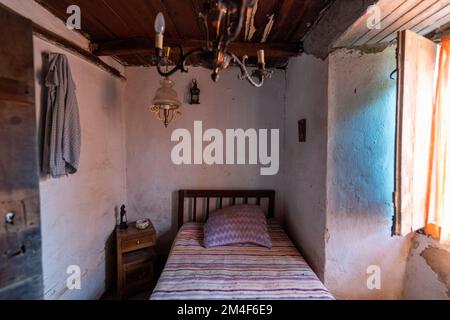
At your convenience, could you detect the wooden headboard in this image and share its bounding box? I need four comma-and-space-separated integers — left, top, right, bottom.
177, 189, 275, 229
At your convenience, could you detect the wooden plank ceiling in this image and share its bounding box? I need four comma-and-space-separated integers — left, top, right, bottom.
334, 0, 450, 48
34, 0, 334, 67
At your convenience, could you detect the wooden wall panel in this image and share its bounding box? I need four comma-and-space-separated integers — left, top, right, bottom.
334, 0, 450, 48
0, 4, 43, 299
381, 1, 449, 43
368, 0, 440, 44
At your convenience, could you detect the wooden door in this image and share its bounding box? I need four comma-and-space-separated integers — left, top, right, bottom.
0, 5, 43, 299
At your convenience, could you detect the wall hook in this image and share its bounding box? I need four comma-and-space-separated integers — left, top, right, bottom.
390, 69, 398, 80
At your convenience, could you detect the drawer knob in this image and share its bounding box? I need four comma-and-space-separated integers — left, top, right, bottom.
136, 240, 141, 245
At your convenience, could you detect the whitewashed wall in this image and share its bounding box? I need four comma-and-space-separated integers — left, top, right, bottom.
34, 38, 127, 300
282, 48, 417, 298
325, 46, 413, 299
403, 235, 450, 299
124, 67, 286, 253
283, 55, 329, 279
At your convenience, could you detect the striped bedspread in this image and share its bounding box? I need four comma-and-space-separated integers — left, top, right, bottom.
150, 222, 334, 300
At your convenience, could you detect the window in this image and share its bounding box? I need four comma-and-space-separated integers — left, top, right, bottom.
394, 30, 450, 244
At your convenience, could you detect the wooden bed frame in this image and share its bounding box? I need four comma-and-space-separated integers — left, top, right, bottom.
177, 189, 275, 229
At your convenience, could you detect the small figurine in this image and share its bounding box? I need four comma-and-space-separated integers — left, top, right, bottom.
119, 205, 128, 229
189, 79, 200, 104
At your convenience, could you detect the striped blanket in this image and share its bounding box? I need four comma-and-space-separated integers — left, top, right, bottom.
151, 222, 334, 300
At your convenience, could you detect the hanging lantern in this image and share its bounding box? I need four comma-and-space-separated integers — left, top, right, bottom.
150, 77, 181, 128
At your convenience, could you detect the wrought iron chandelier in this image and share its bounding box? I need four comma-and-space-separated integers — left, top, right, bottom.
153, 0, 273, 87
151, 0, 272, 128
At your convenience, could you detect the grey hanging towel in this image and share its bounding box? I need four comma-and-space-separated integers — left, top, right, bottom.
42, 53, 81, 177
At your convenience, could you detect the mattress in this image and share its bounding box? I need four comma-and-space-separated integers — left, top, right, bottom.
150, 221, 334, 300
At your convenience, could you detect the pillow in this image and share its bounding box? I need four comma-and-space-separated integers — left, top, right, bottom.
203, 204, 272, 248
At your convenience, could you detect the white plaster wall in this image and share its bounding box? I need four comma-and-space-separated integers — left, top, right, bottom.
124, 67, 285, 252
34, 38, 127, 300
325, 46, 413, 299
283, 55, 329, 279
403, 234, 450, 299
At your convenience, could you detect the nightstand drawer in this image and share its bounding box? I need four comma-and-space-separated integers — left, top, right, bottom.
121, 234, 154, 252
124, 263, 153, 292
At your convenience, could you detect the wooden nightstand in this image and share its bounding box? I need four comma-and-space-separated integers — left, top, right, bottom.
116, 221, 156, 299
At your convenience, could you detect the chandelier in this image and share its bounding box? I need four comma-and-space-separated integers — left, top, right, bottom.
153, 0, 273, 87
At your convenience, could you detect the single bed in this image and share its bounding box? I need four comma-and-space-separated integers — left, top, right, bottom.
150, 190, 334, 300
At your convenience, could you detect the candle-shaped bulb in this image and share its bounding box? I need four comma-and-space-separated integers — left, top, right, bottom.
154, 12, 166, 34
154, 13, 165, 50
257, 49, 265, 65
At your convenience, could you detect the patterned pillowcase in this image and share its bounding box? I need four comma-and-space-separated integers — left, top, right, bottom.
203, 204, 272, 248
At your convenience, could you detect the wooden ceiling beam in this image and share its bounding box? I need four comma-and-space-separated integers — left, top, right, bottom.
426, 21, 450, 43
303, 0, 376, 59
90, 37, 302, 58
32, 23, 126, 80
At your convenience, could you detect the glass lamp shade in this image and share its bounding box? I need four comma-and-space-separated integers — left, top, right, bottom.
154, 12, 166, 34
150, 77, 181, 127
